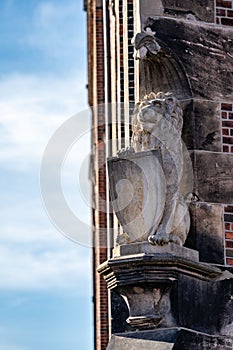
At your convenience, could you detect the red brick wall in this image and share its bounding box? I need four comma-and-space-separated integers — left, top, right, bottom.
216, 0, 233, 265
88, 1, 109, 350
221, 102, 233, 153
216, 0, 233, 25
224, 206, 233, 264
119, 0, 124, 104
127, 0, 135, 104
220, 102, 233, 266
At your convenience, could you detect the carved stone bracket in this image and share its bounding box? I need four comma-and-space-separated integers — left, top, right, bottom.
132, 30, 162, 60
98, 245, 221, 288
98, 244, 221, 330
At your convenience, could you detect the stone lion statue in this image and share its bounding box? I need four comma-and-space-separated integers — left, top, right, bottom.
118, 92, 190, 246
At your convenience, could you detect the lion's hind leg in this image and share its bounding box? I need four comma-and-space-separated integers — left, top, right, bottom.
169, 233, 183, 246
170, 200, 190, 246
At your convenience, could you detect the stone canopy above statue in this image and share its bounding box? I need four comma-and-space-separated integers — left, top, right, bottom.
133, 19, 233, 102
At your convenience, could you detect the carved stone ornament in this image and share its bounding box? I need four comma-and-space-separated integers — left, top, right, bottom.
98, 246, 222, 331
108, 92, 191, 246
131, 29, 161, 60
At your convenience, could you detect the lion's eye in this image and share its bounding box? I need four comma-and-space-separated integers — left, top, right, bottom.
152, 101, 161, 108
166, 98, 174, 106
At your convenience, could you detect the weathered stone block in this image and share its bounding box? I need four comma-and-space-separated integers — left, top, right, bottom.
140, 0, 214, 23
182, 100, 221, 151
107, 334, 174, 350
174, 328, 233, 349
175, 275, 233, 336
161, 0, 215, 22
193, 101, 221, 151
185, 202, 225, 264
191, 151, 233, 204
107, 328, 233, 350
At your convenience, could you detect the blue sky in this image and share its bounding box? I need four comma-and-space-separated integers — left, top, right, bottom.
0, 1, 93, 349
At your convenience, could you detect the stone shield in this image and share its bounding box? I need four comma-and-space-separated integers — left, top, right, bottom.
107, 150, 166, 242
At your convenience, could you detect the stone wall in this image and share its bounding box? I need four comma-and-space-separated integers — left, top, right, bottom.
139, 1, 233, 267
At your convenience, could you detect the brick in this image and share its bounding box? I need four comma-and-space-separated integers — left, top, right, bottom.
224, 214, 233, 222
229, 112, 233, 119
231, 129, 233, 136
223, 145, 230, 152
226, 231, 233, 239
222, 128, 229, 135
225, 222, 231, 230
225, 206, 233, 213
216, 8, 226, 16
232, 223, 233, 230
226, 240, 233, 248
227, 10, 233, 17
226, 258, 233, 265
216, 16, 220, 24
222, 121, 233, 127
221, 103, 232, 111
221, 17, 233, 25
222, 111, 228, 119
226, 249, 233, 257
216, 0, 232, 8
223, 136, 233, 144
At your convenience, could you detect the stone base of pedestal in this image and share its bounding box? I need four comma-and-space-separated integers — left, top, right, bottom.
98, 242, 233, 341
107, 328, 233, 350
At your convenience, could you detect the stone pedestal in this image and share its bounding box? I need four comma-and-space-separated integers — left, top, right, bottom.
98, 242, 233, 349
106, 328, 233, 350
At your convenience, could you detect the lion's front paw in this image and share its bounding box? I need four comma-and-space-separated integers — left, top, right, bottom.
148, 231, 170, 246
117, 146, 135, 158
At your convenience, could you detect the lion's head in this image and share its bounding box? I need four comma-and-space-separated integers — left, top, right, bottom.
134, 92, 183, 133
132, 92, 183, 151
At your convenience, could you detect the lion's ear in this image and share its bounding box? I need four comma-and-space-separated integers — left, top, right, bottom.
148, 92, 156, 100
165, 94, 176, 111
156, 91, 164, 99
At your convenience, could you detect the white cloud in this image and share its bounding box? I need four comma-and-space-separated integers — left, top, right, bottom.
0, 0, 92, 297
0, 192, 92, 292
27, 1, 85, 56
0, 242, 91, 292
0, 70, 92, 291
0, 188, 92, 244
0, 226, 51, 245
0, 72, 89, 171
36, 2, 77, 27
0, 190, 92, 291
